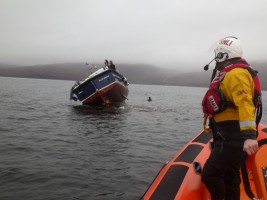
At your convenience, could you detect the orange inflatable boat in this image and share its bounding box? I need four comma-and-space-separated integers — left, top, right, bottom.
140, 123, 267, 200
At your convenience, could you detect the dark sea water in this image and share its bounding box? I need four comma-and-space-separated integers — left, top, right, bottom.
0, 77, 266, 200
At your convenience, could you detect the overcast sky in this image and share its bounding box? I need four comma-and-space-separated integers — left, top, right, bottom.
0, 0, 266, 71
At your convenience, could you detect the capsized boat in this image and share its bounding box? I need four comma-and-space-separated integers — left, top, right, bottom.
140, 123, 267, 200
70, 66, 129, 106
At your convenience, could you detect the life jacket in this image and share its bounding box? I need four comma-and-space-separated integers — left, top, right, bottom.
202, 62, 262, 126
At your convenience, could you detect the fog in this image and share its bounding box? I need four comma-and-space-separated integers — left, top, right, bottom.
0, 0, 266, 71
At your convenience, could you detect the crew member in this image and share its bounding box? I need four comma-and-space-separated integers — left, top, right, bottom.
109, 60, 116, 70
201, 36, 262, 200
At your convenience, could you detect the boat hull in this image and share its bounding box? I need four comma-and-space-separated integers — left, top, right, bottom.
82, 81, 128, 106
70, 68, 128, 106
141, 123, 267, 200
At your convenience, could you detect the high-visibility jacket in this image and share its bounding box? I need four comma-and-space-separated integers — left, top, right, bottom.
214, 67, 256, 132
202, 58, 262, 141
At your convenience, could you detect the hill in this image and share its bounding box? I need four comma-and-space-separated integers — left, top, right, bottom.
0, 61, 266, 90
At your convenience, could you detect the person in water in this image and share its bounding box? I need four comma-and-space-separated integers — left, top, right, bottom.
108, 60, 116, 70
201, 36, 262, 200
147, 97, 152, 102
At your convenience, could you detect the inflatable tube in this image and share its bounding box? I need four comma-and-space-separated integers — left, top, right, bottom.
140, 123, 267, 200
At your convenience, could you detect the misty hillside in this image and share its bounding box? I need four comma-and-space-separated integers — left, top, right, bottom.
0, 61, 266, 90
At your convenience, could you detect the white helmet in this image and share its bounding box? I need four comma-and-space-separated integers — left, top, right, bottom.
214, 36, 243, 62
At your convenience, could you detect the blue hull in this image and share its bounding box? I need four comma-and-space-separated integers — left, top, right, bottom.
70, 68, 128, 106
